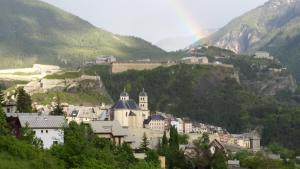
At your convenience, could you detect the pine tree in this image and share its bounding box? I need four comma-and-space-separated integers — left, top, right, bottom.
16, 87, 32, 113
0, 105, 8, 136
169, 126, 179, 151
51, 93, 64, 116
0, 89, 5, 106
161, 131, 168, 155
140, 132, 149, 152
211, 151, 228, 169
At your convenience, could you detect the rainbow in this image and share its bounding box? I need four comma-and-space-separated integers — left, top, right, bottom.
168, 0, 208, 40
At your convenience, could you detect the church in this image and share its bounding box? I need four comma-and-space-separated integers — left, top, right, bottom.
110, 89, 150, 128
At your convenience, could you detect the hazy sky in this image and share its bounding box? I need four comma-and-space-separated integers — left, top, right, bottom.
41, 0, 268, 43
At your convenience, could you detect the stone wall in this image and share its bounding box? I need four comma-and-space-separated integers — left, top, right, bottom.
111, 62, 175, 73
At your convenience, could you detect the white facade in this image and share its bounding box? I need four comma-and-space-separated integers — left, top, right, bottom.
34, 128, 64, 149
18, 115, 65, 149
171, 118, 183, 133
184, 122, 193, 134
145, 119, 165, 131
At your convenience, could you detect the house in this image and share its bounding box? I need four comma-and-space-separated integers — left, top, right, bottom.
65, 106, 109, 124
144, 114, 166, 132
89, 120, 130, 145
3, 99, 17, 113
183, 118, 193, 134
254, 51, 274, 60
110, 89, 150, 128
171, 118, 184, 133
96, 56, 116, 64
198, 57, 209, 64
209, 139, 226, 155
181, 56, 209, 64
6, 113, 65, 149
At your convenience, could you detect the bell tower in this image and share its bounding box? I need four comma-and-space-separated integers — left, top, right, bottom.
120, 89, 129, 101
139, 88, 148, 110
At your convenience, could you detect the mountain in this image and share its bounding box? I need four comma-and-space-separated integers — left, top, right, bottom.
0, 0, 168, 68
199, 0, 300, 80
155, 36, 198, 52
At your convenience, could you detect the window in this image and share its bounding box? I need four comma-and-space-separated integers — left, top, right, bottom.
41, 130, 43, 133
46, 130, 48, 133
53, 141, 58, 145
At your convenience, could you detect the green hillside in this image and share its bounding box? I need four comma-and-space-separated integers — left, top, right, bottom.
83, 62, 300, 151
0, 0, 169, 68
200, 0, 300, 81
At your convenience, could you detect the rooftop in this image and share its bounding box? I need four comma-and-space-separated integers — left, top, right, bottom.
111, 99, 140, 110
89, 120, 128, 136
18, 115, 65, 129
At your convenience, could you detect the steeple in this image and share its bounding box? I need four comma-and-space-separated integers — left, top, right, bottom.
120, 88, 129, 101
139, 88, 148, 110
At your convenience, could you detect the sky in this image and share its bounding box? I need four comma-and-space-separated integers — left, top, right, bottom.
41, 0, 269, 43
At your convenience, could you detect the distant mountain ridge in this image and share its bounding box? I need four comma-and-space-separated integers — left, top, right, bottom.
0, 0, 168, 68
155, 36, 197, 52
198, 0, 300, 80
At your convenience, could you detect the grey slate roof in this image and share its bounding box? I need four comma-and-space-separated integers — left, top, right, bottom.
18, 115, 65, 129
89, 120, 128, 136
6, 113, 40, 117
111, 99, 140, 110
144, 114, 165, 124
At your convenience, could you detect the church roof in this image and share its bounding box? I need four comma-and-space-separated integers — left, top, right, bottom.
111, 99, 140, 110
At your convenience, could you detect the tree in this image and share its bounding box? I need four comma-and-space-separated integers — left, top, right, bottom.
169, 126, 179, 151
16, 87, 32, 113
199, 132, 210, 149
211, 151, 228, 169
0, 105, 8, 136
140, 132, 150, 152
145, 149, 160, 167
0, 89, 5, 106
20, 122, 43, 148
51, 93, 64, 116
161, 131, 168, 155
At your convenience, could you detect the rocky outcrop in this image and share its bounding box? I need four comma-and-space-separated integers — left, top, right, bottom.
24, 75, 108, 96
242, 70, 297, 96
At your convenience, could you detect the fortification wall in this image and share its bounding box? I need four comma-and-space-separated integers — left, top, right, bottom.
111, 62, 175, 73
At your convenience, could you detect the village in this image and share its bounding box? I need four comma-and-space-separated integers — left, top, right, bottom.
0, 48, 289, 169
3, 86, 263, 169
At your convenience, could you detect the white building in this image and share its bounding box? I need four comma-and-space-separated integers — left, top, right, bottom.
254, 51, 274, 60
96, 56, 116, 64
65, 105, 109, 124
183, 118, 193, 134
171, 118, 184, 133
144, 114, 166, 132
110, 89, 150, 128
181, 57, 208, 64
18, 115, 65, 149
